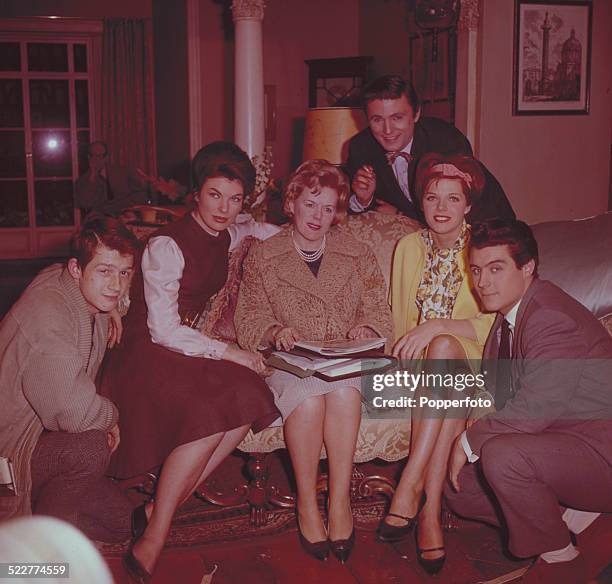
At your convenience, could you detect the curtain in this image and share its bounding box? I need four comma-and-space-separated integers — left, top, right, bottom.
100, 18, 157, 176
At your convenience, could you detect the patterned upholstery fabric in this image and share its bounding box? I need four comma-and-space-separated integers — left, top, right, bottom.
239, 417, 411, 463
200, 236, 257, 343
335, 212, 422, 293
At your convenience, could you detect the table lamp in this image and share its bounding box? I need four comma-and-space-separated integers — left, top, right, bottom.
302, 107, 367, 165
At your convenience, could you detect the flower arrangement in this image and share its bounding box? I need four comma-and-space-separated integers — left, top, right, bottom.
136, 146, 274, 219
246, 145, 274, 218
137, 169, 188, 203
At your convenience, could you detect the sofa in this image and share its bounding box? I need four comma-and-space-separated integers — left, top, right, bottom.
192, 210, 612, 526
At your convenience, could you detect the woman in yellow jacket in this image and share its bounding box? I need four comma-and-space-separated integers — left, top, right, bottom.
378, 153, 494, 575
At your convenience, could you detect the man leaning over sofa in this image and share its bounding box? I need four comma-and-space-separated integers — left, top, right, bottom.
446, 219, 612, 584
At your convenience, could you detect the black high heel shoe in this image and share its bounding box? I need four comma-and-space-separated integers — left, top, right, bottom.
297, 517, 329, 561
376, 494, 426, 543
329, 527, 355, 563
131, 503, 149, 539
416, 542, 446, 575
376, 512, 417, 542
123, 543, 152, 583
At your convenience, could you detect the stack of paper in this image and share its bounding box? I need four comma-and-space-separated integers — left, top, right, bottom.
294, 338, 386, 356
268, 350, 394, 380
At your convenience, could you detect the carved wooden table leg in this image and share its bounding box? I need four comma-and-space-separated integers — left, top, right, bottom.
245, 452, 270, 527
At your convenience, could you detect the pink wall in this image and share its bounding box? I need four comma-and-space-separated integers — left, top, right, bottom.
477, 0, 612, 224
2, 0, 151, 17
263, 0, 359, 175
358, 0, 410, 79
196, 0, 360, 178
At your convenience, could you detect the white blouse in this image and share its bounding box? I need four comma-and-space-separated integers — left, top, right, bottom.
142, 216, 281, 360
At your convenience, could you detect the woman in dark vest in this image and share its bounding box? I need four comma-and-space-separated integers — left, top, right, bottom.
100, 142, 278, 581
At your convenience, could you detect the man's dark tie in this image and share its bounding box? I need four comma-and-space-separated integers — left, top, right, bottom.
386, 151, 414, 165
495, 319, 513, 410
102, 174, 114, 201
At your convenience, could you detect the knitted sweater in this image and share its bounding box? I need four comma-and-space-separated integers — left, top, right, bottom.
0, 265, 118, 518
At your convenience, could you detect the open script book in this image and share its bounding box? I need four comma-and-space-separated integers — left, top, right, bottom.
293, 337, 386, 356
267, 348, 395, 381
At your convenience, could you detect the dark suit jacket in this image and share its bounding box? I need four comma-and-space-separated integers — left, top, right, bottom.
345, 117, 515, 224
467, 278, 612, 465
74, 164, 147, 216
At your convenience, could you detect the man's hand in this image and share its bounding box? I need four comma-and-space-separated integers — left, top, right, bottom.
347, 325, 379, 340
352, 165, 376, 207
107, 309, 123, 349
107, 423, 121, 454
448, 434, 468, 492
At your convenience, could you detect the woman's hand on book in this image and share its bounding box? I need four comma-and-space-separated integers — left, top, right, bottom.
273, 326, 300, 352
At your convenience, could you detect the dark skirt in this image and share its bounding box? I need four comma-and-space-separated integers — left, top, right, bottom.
100, 333, 278, 479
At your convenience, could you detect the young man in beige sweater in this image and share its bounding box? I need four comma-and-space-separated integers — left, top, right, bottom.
0, 217, 139, 542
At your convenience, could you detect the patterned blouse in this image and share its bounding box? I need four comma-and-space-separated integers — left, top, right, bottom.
415, 222, 469, 323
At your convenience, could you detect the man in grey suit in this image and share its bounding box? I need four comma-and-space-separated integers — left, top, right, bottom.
446, 219, 612, 584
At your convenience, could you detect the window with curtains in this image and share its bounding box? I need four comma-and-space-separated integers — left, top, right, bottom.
0, 21, 100, 258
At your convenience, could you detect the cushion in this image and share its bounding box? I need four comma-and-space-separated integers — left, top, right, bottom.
531, 212, 612, 320
200, 236, 257, 343
336, 212, 421, 292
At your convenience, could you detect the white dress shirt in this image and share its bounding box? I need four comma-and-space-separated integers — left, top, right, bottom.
142, 216, 280, 361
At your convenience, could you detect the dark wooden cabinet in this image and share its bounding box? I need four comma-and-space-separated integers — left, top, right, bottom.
304, 56, 373, 108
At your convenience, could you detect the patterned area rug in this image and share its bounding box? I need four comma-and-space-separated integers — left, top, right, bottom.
100, 453, 397, 555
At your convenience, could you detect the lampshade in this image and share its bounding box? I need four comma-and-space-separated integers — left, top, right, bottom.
302, 107, 367, 165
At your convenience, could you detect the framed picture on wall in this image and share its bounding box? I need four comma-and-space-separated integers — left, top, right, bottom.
513, 0, 592, 115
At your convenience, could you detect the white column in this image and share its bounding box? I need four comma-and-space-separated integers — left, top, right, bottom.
455, 0, 481, 154
231, 0, 265, 159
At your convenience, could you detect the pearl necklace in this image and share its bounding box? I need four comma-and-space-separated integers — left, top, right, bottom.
292, 231, 326, 263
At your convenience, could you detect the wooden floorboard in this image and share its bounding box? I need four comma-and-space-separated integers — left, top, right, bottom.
345, 530, 424, 583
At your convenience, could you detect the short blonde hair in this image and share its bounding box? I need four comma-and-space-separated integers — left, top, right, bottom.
282, 160, 349, 224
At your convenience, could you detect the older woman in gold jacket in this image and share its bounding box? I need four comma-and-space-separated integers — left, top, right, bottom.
236, 160, 392, 563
